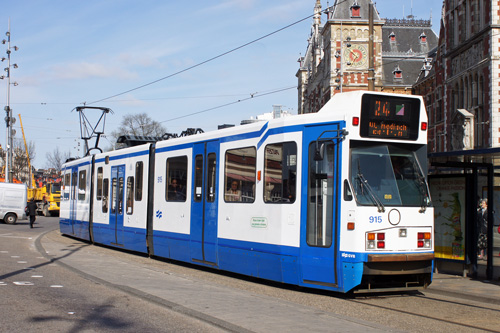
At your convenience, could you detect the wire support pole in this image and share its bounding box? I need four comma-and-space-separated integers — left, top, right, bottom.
1, 19, 19, 183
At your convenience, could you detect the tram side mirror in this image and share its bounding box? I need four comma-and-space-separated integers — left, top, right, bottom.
314, 142, 325, 161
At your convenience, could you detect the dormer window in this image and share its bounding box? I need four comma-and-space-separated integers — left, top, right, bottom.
389, 31, 396, 42
419, 32, 427, 43
350, 1, 361, 18
393, 65, 403, 80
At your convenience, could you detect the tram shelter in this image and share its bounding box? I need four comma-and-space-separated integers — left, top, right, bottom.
428, 148, 500, 280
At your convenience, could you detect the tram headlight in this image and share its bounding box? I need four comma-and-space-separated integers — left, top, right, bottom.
368, 240, 375, 249
399, 229, 407, 237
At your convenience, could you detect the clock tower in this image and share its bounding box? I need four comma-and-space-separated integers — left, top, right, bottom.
326, 0, 383, 93
297, 0, 384, 114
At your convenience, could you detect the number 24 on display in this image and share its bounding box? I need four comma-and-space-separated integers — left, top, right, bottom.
369, 216, 382, 223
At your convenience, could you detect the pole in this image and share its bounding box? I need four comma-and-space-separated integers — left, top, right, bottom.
3, 19, 15, 183
340, 21, 343, 93
368, 3, 375, 91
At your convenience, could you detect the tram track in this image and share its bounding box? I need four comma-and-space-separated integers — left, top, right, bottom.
347, 292, 500, 332
43, 229, 500, 332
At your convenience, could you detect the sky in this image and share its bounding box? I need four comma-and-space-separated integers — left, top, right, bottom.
0, 0, 442, 169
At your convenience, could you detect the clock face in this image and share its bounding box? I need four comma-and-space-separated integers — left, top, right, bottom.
344, 44, 368, 69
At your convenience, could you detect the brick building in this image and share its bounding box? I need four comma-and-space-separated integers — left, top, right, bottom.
297, 0, 438, 114
414, 0, 497, 153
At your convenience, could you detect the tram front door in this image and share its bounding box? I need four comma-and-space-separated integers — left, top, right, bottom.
300, 123, 343, 287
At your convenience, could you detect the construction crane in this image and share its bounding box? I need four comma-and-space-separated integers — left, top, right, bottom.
19, 114, 60, 216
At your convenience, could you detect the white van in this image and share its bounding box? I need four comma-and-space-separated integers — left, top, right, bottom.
0, 182, 27, 224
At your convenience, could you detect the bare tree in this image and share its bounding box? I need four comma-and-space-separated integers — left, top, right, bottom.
12, 138, 36, 184
109, 113, 167, 149
46, 147, 72, 172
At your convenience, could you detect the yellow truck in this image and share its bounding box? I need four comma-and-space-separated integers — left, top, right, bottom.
27, 182, 61, 216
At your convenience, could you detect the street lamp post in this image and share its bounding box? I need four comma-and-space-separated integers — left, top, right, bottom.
0, 19, 19, 183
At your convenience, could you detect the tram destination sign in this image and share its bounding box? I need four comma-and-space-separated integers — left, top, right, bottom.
359, 94, 420, 140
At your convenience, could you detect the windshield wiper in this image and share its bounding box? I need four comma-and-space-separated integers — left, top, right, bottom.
411, 158, 430, 213
357, 165, 385, 213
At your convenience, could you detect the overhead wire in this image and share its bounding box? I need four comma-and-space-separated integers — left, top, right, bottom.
159, 86, 296, 123
86, 13, 319, 105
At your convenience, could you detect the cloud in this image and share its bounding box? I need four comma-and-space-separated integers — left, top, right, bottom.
49, 61, 138, 80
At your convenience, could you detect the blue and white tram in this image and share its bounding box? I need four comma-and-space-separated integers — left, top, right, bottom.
60, 91, 433, 293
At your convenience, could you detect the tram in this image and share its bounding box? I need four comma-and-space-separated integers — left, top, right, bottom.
60, 91, 434, 293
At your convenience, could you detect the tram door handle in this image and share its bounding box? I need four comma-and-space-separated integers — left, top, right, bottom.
321, 179, 328, 246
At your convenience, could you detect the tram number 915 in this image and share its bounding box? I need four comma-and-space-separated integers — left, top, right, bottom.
369, 216, 382, 223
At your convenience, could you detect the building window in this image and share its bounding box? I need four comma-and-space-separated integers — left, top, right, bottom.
419, 32, 427, 43
389, 31, 396, 42
393, 65, 402, 80
350, 1, 361, 18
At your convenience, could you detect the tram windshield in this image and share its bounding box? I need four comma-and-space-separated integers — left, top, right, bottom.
350, 143, 430, 207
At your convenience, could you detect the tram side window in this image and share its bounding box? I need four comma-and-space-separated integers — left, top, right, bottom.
194, 155, 203, 202
102, 178, 109, 213
135, 162, 143, 201
78, 170, 87, 201
307, 142, 334, 247
264, 142, 297, 203
126, 176, 134, 215
71, 172, 77, 200
166, 156, 187, 202
207, 153, 216, 203
64, 173, 70, 200
96, 167, 103, 200
224, 147, 256, 203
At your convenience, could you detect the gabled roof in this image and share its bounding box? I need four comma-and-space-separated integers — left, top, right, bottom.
382, 58, 425, 86
382, 22, 438, 56
331, 0, 382, 21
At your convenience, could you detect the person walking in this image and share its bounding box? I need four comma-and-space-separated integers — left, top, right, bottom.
26, 198, 37, 228
477, 199, 488, 259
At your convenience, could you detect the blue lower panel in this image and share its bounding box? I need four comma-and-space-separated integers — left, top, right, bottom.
218, 238, 299, 285
59, 218, 90, 241
152, 231, 191, 262
342, 262, 364, 292
59, 218, 72, 236
92, 224, 147, 253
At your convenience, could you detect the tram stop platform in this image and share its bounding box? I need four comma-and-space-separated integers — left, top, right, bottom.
37, 230, 500, 333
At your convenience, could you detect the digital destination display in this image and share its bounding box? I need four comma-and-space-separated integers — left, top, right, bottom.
359, 94, 421, 140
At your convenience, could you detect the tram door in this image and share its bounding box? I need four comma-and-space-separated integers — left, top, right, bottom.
190, 140, 219, 265
300, 124, 343, 287
109, 165, 125, 245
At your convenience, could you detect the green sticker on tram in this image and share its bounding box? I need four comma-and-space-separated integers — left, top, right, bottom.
251, 217, 268, 228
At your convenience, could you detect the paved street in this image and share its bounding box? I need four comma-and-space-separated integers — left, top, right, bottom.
0, 217, 224, 332
2, 216, 500, 332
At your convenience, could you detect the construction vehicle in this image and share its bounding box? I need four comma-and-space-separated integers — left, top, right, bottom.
19, 114, 61, 216
27, 181, 61, 216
